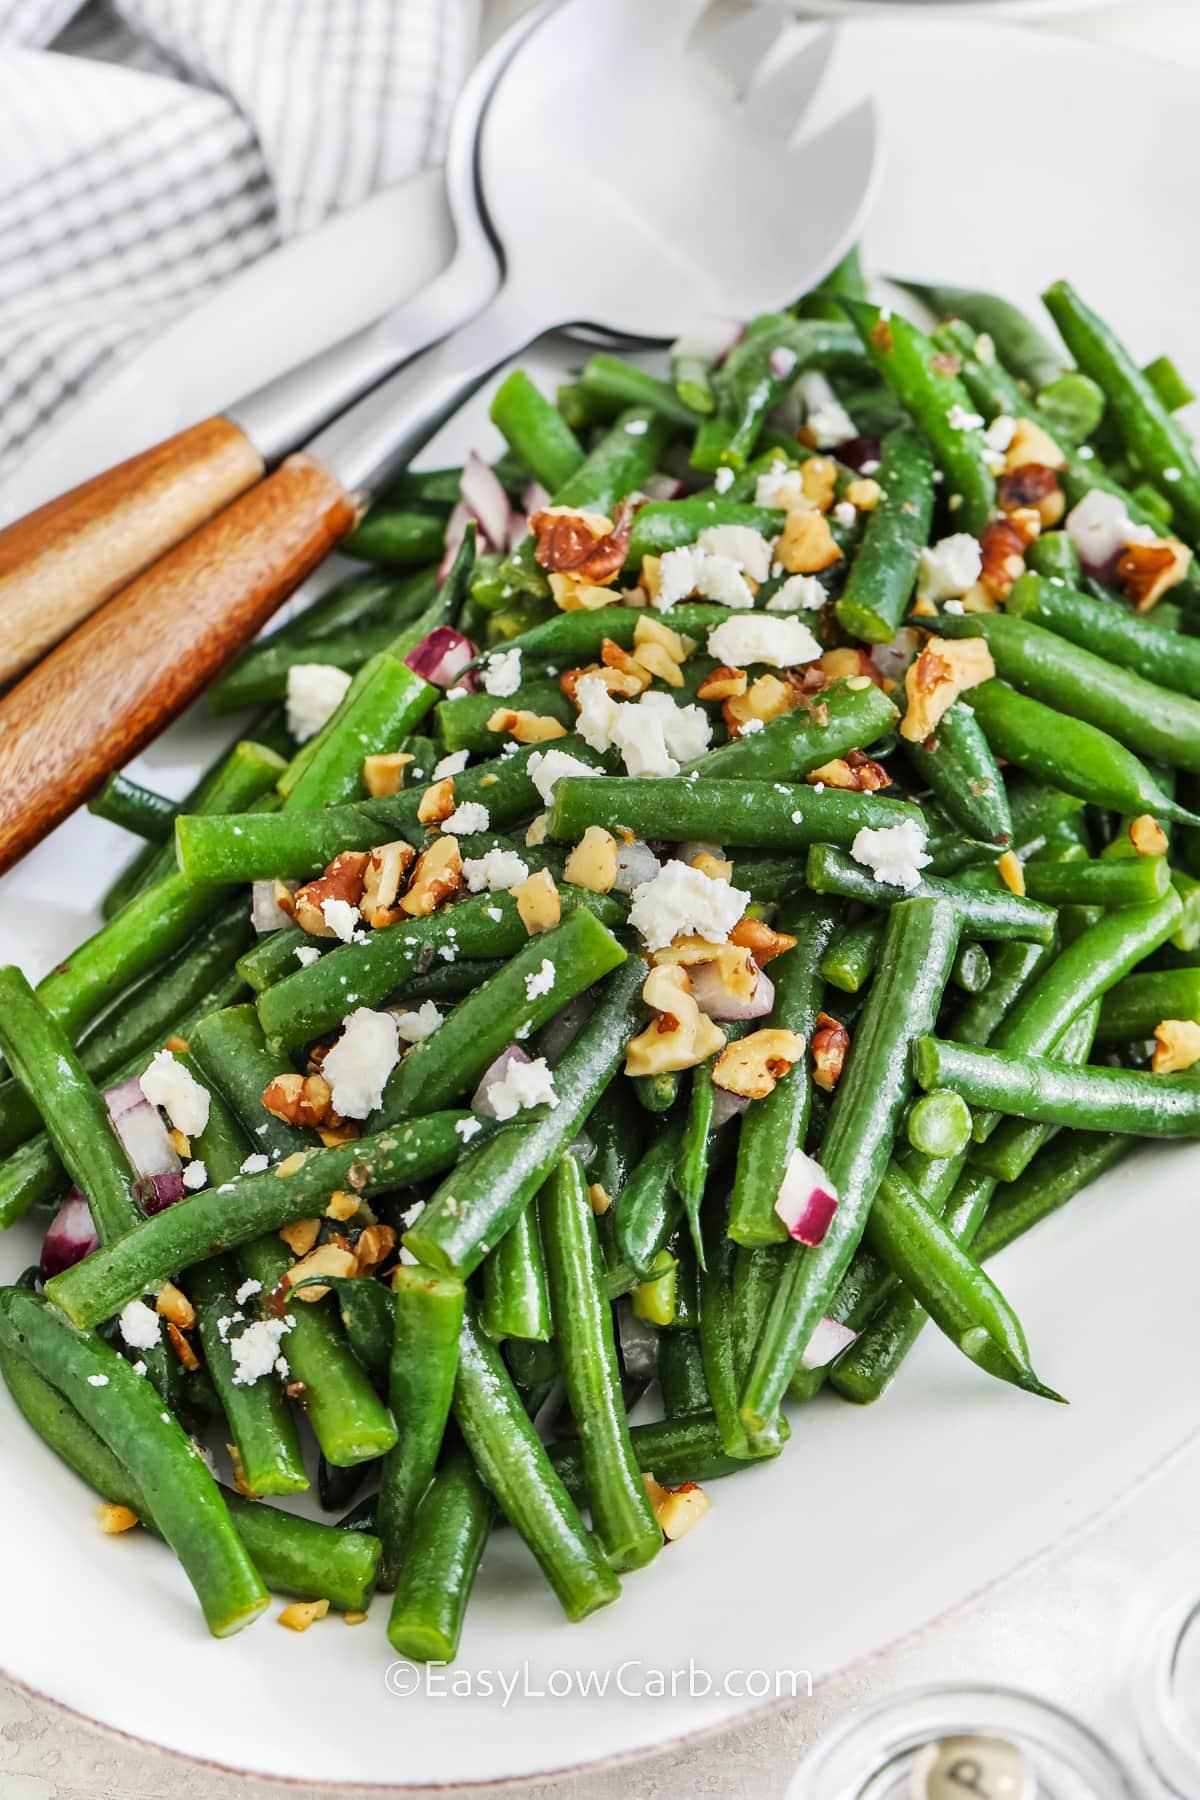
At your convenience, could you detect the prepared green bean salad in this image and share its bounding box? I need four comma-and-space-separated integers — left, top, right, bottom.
5, 253, 1200, 1653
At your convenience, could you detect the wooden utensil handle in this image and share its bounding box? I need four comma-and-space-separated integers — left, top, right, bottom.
0, 417, 265, 685
0, 453, 359, 876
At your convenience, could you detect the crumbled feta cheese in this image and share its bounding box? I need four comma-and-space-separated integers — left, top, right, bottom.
87, 1374, 109, 1387
482, 646, 522, 697
486, 905, 503, 922
1065, 488, 1158, 565
947, 403, 984, 432
985, 414, 1017, 454
487, 1056, 558, 1120
443, 801, 490, 836
393, 1001, 442, 1043
943, 599, 965, 615
229, 1316, 295, 1387
637, 691, 712, 763
294, 945, 321, 967
574, 671, 621, 754
628, 859, 749, 951
832, 501, 856, 529
738, 717, 764, 734
766, 573, 826, 613
139, 1050, 210, 1137
462, 847, 529, 892
916, 533, 983, 604
770, 344, 798, 380
118, 1300, 161, 1352
235, 1278, 262, 1306
611, 704, 675, 778
755, 462, 808, 510
707, 613, 821, 670
286, 663, 351, 744
182, 1160, 207, 1191
321, 897, 359, 942
455, 1116, 483, 1142
697, 524, 774, 583
432, 749, 470, 779
798, 371, 857, 448
625, 417, 649, 435
132, 1361, 147, 1377
713, 466, 734, 494
444, 685, 469, 701
528, 748, 602, 805
322, 1007, 401, 1119
850, 818, 932, 892
525, 958, 556, 1001
1165, 466, 1182, 483
240, 1153, 269, 1175
654, 544, 755, 611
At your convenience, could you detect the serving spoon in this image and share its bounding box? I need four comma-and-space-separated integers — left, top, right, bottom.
0, 0, 878, 874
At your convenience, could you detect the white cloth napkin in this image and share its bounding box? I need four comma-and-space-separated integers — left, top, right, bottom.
0, 0, 479, 478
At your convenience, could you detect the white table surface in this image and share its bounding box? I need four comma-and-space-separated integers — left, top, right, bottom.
3, 4, 1198, 1796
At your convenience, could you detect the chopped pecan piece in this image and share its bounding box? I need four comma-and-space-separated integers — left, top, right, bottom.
292, 852, 370, 937
819, 647, 879, 686
363, 752, 414, 797
280, 1218, 321, 1256
1116, 537, 1192, 612
1130, 814, 1169, 856
930, 350, 962, 378
869, 317, 894, 355
728, 918, 797, 967
634, 613, 690, 664
997, 850, 1025, 897
810, 1012, 849, 1093
642, 1473, 709, 1541
697, 665, 747, 702
901, 636, 995, 743
653, 935, 759, 1003
712, 1026, 805, 1099
845, 477, 883, 511
155, 1281, 195, 1330
278, 1600, 330, 1632
401, 836, 463, 916
486, 707, 567, 743
531, 502, 633, 584
561, 658, 644, 702
285, 1243, 358, 1301
511, 867, 561, 935
1004, 417, 1065, 473
166, 1321, 199, 1370
806, 753, 890, 793
997, 462, 1064, 528
723, 673, 794, 734
360, 840, 415, 929
978, 519, 1026, 600
262, 1071, 338, 1129
97, 1503, 139, 1534
1152, 1019, 1200, 1074
776, 509, 842, 575
564, 825, 618, 894
417, 775, 456, 826
353, 1223, 396, 1275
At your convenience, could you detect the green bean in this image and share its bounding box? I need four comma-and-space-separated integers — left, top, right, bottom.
700, 1190, 774, 1459
692, 680, 897, 781
404, 960, 644, 1278
490, 369, 586, 490
949, 940, 1051, 1048
916, 1036, 1200, 1137
971, 1130, 1131, 1261
285, 655, 435, 810
1008, 573, 1200, 702
188, 1005, 306, 1162
968, 681, 1195, 825
952, 942, 992, 995
453, 1304, 619, 1619
1096, 969, 1200, 1041
375, 1265, 465, 1588
900, 695, 1013, 847
540, 1155, 660, 1569
730, 1243, 787, 1378
1025, 532, 1081, 586
627, 498, 784, 564
0, 968, 142, 1242
342, 505, 447, 566
375, 908, 625, 1124
729, 894, 839, 1245
587, 1084, 644, 1206
805, 844, 1056, 942
547, 1409, 759, 1494
480, 1206, 552, 1343
547, 776, 918, 851
698, 316, 867, 470
386, 1439, 492, 1659
844, 300, 994, 533
906, 1090, 972, 1158
1043, 281, 1200, 534
658, 1329, 711, 1417
88, 772, 179, 842
896, 282, 1063, 391
933, 612, 1200, 777
485, 602, 731, 667
579, 353, 701, 428
820, 915, 883, 995
0, 1290, 267, 1635
1143, 353, 1195, 414
235, 929, 320, 994
1033, 371, 1104, 447
44, 1114, 471, 1329
930, 319, 1025, 424
613, 1120, 685, 1279
436, 680, 572, 753
971, 1002, 1100, 1183
740, 896, 961, 1439
1022, 855, 1170, 908
835, 428, 937, 643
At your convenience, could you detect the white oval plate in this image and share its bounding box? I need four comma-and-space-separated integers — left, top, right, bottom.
1, 17, 1198, 1790
760, 1, 1116, 18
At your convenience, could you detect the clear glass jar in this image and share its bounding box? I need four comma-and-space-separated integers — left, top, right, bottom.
1130, 1577, 1200, 1796
788, 1683, 1137, 1798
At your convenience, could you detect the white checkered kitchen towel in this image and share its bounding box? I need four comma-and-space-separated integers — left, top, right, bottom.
0, 0, 479, 477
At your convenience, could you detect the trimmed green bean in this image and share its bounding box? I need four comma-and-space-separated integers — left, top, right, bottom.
613, 1120, 685, 1280
547, 776, 918, 850
376, 1265, 464, 1588
489, 369, 585, 490
972, 1130, 1131, 1261
386, 1439, 492, 1659
1008, 573, 1200, 702
342, 505, 448, 566
1097, 969, 1200, 1041
805, 844, 1055, 942
836, 428, 936, 643
480, 1206, 552, 1343
916, 1036, 1200, 1137
691, 680, 897, 781
897, 282, 1063, 391
906, 1090, 972, 1158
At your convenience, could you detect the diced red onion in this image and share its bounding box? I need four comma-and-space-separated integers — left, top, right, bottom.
677, 840, 724, 866
41, 1188, 98, 1277
711, 1086, 751, 1130
522, 479, 551, 515
106, 1083, 179, 1179
870, 626, 922, 684
641, 473, 686, 501
404, 625, 479, 691
138, 1170, 187, 1215
472, 1045, 533, 1118
800, 1315, 858, 1371
613, 839, 660, 895
439, 501, 471, 580
616, 1300, 660, 1380
689, 960, 775, 1023
460, 450, 513, 553
836, 435, 882, 474
506, 511, 528, 553
774, 1148, 839, 1247
769, 344, 799, 381
251, 880, 294, 934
